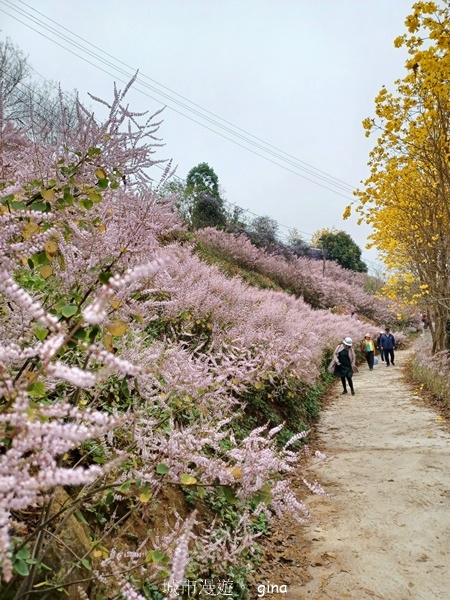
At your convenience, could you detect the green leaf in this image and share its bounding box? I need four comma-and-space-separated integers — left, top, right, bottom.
223, 486, 238, 505
146, 550, 165, 563
73, 328, 86, 340
98, 272, 113, 284
93, 456, 106, 464
31, 201, 47, 212
88, 147, 101, 156
97, 178, 109, 190
34, 329, 49, 341
31, 251, 49, 266
89, 192, 102, 204
120, 377, 130, 398
89, 325, 101, 342
252, 485, 272, 506
82, 199, 93, 210
27, 381, 46, 399
11, 200, 26, 210
63, 188, 74, 205
75, 510, 88, 525
81, 558, 92, 571
156, 463, 169, 475
105, 491, 114, 506
15, 547, 31, 560
119, 481, 131, 492
61, 304, 78, 318
13, 557, 29, 576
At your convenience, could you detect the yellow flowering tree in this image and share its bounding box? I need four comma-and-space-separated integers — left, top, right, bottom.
347, 1, 450, 351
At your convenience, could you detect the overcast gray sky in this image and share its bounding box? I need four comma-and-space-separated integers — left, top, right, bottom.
1, 0, 415, 270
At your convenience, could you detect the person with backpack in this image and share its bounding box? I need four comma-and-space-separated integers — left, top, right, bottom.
328, 337, 358, 395
380, 327, 396, 366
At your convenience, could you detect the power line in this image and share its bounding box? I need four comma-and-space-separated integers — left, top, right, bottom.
17, 0, 356, 194
163, 169, 380, 267
3, 68, 381, 270
0, 0, 357, 201
0, 13, 380, 271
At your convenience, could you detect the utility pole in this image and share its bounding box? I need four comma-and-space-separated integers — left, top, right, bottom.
322, 243, 326, 276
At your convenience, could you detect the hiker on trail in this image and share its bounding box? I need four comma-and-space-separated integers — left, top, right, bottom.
380, 327, 396, 366
328, 337, 358, 395
361, 333, 375, 371
421, 311, 429, 330
376, 331, 385, 363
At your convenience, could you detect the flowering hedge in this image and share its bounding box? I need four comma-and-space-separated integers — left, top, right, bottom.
409, 335, 450, 403
196, 228, 396, 322
0, 80, 388, 598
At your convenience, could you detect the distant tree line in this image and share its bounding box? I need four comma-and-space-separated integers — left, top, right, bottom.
168, 162, 368, 273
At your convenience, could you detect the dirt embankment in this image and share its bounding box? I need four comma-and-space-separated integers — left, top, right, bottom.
257, 342, 450, 600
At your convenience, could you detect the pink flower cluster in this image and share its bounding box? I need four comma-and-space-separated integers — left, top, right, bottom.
196, 227, 395, 322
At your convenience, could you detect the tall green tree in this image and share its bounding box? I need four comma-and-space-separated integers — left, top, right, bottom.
185, 162, 227, 229
186, 162, 220, 198
315, 229, 367, 272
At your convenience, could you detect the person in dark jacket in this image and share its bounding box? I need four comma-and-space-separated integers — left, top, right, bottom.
376, 331, 385, 363
380, 327, 396, 366
328, 337, 358, 395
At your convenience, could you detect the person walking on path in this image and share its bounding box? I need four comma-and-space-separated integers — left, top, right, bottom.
376, 331, 385, 363
328, 337, 358, 395
361, 333, 376, 370
381, 327, 396, 366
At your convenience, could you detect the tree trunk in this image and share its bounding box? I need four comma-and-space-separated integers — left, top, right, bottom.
431, 305, 450, 353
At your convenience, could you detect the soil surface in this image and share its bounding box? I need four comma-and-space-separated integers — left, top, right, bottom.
256, 339, 450, 600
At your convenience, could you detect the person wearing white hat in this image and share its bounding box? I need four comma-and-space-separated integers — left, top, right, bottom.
328, 337, 358, 395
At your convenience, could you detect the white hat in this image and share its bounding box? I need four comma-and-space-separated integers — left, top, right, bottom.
343, 337, 352, 346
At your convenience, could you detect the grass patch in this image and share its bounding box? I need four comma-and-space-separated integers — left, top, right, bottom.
194, 241, 284, 292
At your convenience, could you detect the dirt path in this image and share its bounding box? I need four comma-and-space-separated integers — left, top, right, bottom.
282, 344, 450, 600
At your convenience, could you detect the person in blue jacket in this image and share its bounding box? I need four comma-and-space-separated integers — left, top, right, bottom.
380, 327, 396, 367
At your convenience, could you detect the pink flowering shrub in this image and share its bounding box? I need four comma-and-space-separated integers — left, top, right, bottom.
410, 335, 450, 404
0, 82, 328, 597
0, 78, 391, 597
196, 227, 395, 322
393, 331, 407, 348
